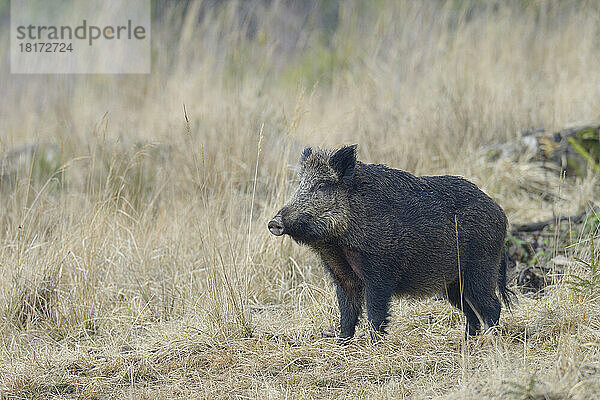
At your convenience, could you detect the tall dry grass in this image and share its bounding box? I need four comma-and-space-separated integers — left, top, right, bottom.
0, 0, 599, 398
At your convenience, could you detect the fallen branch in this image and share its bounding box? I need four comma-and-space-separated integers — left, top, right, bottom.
511, 206, 599, 233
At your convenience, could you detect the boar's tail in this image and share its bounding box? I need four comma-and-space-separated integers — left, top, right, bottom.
498, 251, 516, 311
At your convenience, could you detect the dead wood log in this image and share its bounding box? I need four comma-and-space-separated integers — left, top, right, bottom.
511, 206, 599, 233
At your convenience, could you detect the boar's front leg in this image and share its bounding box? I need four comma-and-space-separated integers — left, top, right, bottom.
365, 279, 394, 340
336, 282, 363, 342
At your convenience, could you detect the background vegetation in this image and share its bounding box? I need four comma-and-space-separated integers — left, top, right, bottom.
0, 0, 599, 398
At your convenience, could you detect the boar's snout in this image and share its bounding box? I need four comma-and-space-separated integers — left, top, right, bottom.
268, 215, 285, 236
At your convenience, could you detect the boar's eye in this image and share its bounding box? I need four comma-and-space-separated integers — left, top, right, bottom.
315, 181, 330, 192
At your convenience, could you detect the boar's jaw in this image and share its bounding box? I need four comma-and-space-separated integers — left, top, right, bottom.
269, 209, 327, 245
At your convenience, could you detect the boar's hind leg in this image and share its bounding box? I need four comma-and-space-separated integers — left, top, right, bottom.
446, 282, 481, 336
466, 291, 501, 330
463, 263, 502, 330
336, 283, 363, 341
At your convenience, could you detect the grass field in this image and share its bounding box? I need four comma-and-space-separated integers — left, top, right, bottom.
1, 1, 600, 398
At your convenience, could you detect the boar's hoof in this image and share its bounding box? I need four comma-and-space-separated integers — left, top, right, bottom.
268, 216, 284, 236
337, 336, 353, 346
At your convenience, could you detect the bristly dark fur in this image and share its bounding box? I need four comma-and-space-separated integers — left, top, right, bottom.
270, 145, 512, 340
498, 251, 516, 311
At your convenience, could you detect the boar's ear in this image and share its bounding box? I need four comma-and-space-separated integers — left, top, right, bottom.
330, 144, 357, 185
300, 147, 312, 164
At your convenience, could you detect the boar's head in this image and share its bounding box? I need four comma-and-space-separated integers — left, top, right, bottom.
268, 145, 357, 245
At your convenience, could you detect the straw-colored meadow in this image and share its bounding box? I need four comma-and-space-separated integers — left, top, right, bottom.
1, 1, 599, 398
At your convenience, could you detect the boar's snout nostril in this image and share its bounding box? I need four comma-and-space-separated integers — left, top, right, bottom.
268, 216, 285, 236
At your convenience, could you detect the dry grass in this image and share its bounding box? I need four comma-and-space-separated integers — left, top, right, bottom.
1, 0, 600, 398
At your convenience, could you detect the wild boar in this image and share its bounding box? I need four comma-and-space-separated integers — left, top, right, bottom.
268, 145, 513, 340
